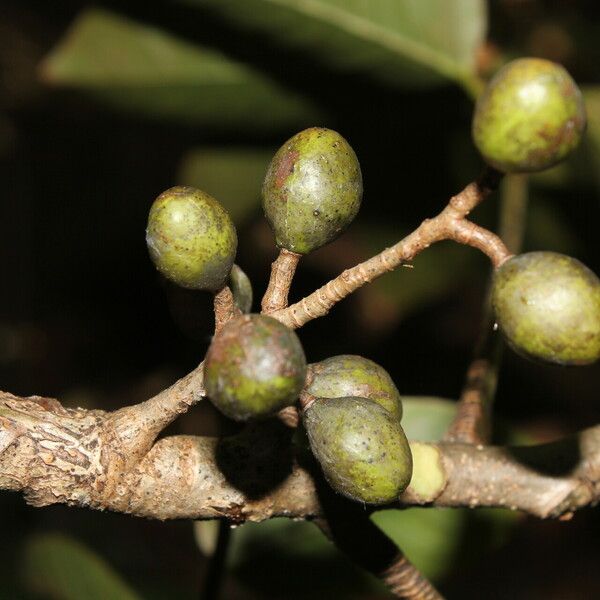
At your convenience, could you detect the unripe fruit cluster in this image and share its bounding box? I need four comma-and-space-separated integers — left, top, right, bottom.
142, 62, 595, 509
303, 356, 412, 504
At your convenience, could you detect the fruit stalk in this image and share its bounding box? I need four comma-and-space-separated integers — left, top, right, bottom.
213, 285, 239, 334
261, 248, 301, 313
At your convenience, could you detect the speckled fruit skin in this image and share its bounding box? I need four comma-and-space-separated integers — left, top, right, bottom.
304, 397, 412, 505
262, 127, 362, 254
472, 58, 586, 173
492, 252, 600, 365
146, 186, 237, 291
307, 355, 403, 421
204, 314, 307, 421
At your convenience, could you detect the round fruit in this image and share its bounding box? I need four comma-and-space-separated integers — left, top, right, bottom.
262, 127, 362, 254
146, 186, 237, 291
492, 251, 600, 365
303, 396, 412, 505
307, 355, 402, 421
472, 58, 586, 173
204, 314, 307, 421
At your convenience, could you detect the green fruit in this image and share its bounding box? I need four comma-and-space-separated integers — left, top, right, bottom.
492, 252, 600, 365
204, 314, 307, 421
304, 396, 412, 504
472, 58, 586, 173
307, 355, 403, 421
262, 127, 362, 254
146, 186, 237, 291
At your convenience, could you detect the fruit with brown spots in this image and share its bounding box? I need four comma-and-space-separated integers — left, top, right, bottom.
262, 127, 362, 254
146, 186, 237, 291
303, 396, 412, 504
204, 314, 307, 421
307, 355, 403, 421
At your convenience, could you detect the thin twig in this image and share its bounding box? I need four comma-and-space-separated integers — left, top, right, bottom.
200, 520, 231, 600
261, 248, 301, 313
444, 174, 528, 444
271, 168, 507, 329
106, 361, 206, 462
382, 555, 445, 600
315, 492, 444, 600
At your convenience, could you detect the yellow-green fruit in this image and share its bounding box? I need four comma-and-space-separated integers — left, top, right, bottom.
146, 186, 237, 291
262, 127, 362, 254
492, 252, 600, 365
472, 58, 586, 173
204, 314, 307, 421
304, 397, 412, 504
307, 355, 402, 421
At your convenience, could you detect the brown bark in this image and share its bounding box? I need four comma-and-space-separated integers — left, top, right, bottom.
261, 248, 301, 313
2, 390, 599, 522
213, 286, 239, 334
382, 555, 444, 600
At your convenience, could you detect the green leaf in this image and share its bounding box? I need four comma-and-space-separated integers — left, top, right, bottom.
22, 533, 141, 600
401, 396, 457, 441
372, 507, 464, 581
177, 147, 273, 224
182, 0, 487, 93
40, 8, 321, 130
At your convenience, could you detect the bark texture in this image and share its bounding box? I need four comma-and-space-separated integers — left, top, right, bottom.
2, 390, 599, 522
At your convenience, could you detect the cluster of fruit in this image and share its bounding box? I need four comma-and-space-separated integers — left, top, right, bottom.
145, 58, 599, 505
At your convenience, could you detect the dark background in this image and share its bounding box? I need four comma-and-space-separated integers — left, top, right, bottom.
1, 1, 599, 598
